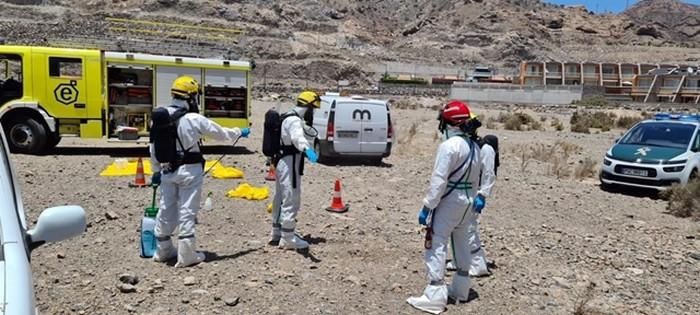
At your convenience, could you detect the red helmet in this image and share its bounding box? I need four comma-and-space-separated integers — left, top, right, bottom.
440, 100, 472, 126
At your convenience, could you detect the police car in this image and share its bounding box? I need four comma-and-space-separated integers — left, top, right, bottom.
600, 113, 700, 190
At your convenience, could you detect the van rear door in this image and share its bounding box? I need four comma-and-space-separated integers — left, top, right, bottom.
360, 102, 388, 153
332, 101, 362, 153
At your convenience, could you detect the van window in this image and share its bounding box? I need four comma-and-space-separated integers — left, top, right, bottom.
0, 54, 23, 105
49, 57, 82, 78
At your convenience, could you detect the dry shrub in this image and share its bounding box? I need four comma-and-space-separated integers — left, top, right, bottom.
486, 117, 498, 129
557, 140, 582, 157
570, 111, 616, 133
503, 112, 541, 131
662, 180, 700, 220
530, 120, 544, 131
504, 115, 524, 130
573, 282, 606, 315
518, 140, 583, 178
575, 95, 610, 107
393, 99, 419, 110
549, 155, 570, 178
571, 122, 590, 134
551, 117, 564, 129
616, 115, 643, 129
540, 116, 547, 122
519, 149, 530, 173
497, 112, 511, 123
520, 141, 581, 179
399, 122, 418, 144
574, 157, 598, 180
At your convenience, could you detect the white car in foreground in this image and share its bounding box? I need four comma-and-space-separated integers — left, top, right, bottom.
600, 113, 700, 191
0, 127, 86, 314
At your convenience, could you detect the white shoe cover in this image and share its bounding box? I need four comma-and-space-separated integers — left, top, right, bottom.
175, 238, 205, 268
448, 274, 471, 303
469, 266, 490, 277
469, 254, 490, 277
269, 227, 281, 245
152, 240, 177, 262
406, 285, 447, 314
278, 232, 309, 250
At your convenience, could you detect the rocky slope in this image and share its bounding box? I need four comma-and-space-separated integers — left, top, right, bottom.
0, 0, 699, 86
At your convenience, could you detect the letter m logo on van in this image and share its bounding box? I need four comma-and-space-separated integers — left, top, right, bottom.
352, 109, 371, 120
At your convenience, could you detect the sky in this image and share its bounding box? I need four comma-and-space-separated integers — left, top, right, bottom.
545, 0, 700, 13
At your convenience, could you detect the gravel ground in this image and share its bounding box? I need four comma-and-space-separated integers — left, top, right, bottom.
11, 101, 700, 315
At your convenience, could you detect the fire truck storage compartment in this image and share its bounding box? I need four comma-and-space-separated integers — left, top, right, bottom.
203, 69, 247, 119
107, 64, 154, 136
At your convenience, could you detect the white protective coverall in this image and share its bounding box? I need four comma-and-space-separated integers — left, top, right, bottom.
270, 106, 313, 249
407, 129, 482, 314
446, 141, 496, 276
150, 98, 242, 267
467, 142, 496, 276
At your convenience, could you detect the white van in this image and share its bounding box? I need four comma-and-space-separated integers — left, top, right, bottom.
312, 94, 393, 163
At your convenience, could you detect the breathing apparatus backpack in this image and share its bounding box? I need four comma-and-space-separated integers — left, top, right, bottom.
478, 135, 500, 176
262, 108, 300, 164
150, 105, 202, 169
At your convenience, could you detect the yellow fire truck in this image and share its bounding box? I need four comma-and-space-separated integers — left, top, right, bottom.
0, 45, 253, 154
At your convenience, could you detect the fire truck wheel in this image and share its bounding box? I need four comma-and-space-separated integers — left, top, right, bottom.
4, 117, 47, 154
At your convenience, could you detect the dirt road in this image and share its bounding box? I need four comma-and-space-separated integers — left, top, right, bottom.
13, 101, 700, 315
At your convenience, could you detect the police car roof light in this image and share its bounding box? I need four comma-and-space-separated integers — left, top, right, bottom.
654, 113, 670, 120
679, 114, 700, 122
655, 113, 700, 122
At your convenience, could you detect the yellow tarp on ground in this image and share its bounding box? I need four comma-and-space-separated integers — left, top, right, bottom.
99, 159, 154, 176
100, 159, 244, 178
226, 183, 269, 200
210, 164, 244, 179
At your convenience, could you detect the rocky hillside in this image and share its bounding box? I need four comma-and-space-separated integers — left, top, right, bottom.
0, 0, 699, 87
624, 0, 700, 42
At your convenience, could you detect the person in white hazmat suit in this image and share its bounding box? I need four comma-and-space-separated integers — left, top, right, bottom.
408, 100, 484, 314
269, 91, 319, 250
446, 133, 497, 277
149, 75, 250, 268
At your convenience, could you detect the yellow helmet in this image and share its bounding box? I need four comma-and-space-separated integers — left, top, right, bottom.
171, 75, 200, 99
297, 90, 321, 108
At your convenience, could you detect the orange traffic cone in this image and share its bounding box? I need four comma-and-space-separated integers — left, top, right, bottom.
264, 165, 276, 181
326, 179, 349, 213
129, 157, 148, 188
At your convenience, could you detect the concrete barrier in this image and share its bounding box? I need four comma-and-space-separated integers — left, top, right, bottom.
450, 83, 583, 105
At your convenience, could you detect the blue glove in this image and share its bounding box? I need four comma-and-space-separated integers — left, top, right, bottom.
304, 147, 318, 164
151, 171, 161, 186
418, 206, 431, 226
473, 194, 486, 214
240, 128, 250, 138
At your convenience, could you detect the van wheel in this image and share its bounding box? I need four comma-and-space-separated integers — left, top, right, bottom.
314, 141, 326, 164
3, 117, 47, 154
690, 169, 698, 182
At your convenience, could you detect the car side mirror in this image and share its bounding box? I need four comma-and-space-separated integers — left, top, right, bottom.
27, 205, 86, 251
615, 138, 620, 143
